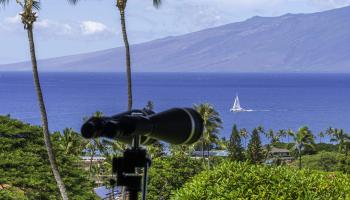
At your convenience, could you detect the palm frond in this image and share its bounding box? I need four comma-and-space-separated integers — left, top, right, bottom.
32, 0, 40, 10
287, 129, 296, 138
303, 142, 315, 149
67, 0, 79, 5
318, 131, 324, 137
326, 127, 334, 135
153, 0, 161, 8
0, 0, 9, 7
345, 134, 350, 140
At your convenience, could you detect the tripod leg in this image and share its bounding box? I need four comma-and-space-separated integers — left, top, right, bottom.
142, 162, 150, 200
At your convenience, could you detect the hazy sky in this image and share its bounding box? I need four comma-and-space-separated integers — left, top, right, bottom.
0, 0, 349, 64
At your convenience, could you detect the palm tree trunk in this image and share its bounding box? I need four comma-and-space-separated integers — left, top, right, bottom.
118, 4, 133, 199
119, 9, 132, 111
119, 8, 131, 200
89, 149, 95, 174
27, 27, 69, 200
265, 145, 271, 160
207, 148, 210, 168
201, 137, 205, 164
299, 153, 302, 170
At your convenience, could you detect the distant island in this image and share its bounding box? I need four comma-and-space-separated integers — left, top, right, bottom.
1, 6, 350, 73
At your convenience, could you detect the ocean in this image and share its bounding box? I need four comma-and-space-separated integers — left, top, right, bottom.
1, 72, 350, 141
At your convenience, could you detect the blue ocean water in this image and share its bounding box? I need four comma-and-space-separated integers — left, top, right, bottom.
1, 72, 350, 141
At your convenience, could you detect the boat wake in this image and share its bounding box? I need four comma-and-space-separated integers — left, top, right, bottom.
232, 109, 270, 112
254, 109, 271, 112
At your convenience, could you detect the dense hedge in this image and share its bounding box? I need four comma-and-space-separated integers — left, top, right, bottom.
173, 161, 350, 200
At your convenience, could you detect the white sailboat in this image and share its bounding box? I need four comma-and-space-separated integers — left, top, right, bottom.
230, 95, 245, 112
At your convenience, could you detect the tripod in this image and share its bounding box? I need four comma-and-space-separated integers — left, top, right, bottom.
111, 136, 151, 200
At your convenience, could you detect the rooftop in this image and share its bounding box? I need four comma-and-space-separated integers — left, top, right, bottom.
270, 147, 290, 153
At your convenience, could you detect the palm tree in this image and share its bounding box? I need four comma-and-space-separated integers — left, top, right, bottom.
116, 0, 161, 110
116, 0, 132, 110
327, 128, 350, 156
0, 1, 68, 199
59, 128, 84, 155
277, 129, 287, 142
288, 126, 315, 169
318, 131, 325, 143
194, 103, 222, 167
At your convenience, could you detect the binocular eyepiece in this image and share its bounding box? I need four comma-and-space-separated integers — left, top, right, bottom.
81, 108, 204, 145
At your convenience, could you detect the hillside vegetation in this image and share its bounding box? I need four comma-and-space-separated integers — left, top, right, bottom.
173, 161, 350, 200
290, 151, 343, 171
0, 116, 97, 199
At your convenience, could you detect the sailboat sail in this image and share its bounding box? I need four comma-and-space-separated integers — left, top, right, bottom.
230, 94, 245, 112
233, 96, 241, 110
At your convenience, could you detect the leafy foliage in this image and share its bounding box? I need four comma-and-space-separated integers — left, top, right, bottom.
147, 155, 203, 200
55, 128, 85, 156
173, 161, 350, 200
0, 185, 27, 200
0, 116, 98, 199
147, 141, 165, 159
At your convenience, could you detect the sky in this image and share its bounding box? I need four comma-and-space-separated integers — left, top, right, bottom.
0, 0, 350, 64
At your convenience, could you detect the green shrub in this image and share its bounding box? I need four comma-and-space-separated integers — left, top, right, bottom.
173, 161, 350, 200
0, 116, 98, 200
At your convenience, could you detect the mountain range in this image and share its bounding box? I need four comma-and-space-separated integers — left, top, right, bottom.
1, 6, 350, 72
